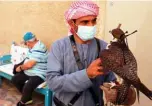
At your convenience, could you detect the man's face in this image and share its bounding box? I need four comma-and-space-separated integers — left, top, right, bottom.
71, 15, 97, 32
24, 41, 33, 49
75, 15, 97, 26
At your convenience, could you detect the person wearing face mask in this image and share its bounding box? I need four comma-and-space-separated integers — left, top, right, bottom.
11, 32, 48, 106
46, 1, 119, 106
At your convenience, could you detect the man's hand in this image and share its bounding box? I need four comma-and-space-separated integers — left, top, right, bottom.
86, 58, 104, 78
16, 65, 22, 72
100, 82, 117, 103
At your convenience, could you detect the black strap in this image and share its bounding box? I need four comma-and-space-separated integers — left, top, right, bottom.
68, 35, 100, 106
89, 88, 100, 106
68, 92, 83, 106
89, 37, 100, 106
69, 35, 84, 70
95, 38, 101, 58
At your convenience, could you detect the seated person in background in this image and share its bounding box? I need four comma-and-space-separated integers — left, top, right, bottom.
11, 32, 48, 106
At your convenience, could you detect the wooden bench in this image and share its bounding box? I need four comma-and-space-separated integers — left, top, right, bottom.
0, 55, 53, 106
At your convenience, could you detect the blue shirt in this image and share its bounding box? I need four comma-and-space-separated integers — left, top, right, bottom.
46, 36, 116, 106
24, 40, 48, 80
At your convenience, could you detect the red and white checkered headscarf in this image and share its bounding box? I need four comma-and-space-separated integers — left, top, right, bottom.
65, 0, 99, 35
65, 0, 99, 22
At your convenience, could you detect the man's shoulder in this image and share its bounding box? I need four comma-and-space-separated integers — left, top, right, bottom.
38, 40, 47, 47
52, 36, 70, 48
95, 38, 107, 44
32, 40, 47, 52
95, 38, 108, 50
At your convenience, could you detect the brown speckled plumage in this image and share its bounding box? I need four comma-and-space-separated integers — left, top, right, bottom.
100, 24, 152, 105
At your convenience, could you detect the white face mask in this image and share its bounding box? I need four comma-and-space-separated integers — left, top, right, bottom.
76, 25, 96, 41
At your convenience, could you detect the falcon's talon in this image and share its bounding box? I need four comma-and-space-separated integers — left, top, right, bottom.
110, 81, 116, 89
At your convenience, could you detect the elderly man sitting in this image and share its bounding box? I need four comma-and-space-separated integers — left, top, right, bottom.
11, 32, 48, 106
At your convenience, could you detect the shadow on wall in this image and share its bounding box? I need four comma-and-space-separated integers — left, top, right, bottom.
0, 1, 105, 54
0, 1, 72, 54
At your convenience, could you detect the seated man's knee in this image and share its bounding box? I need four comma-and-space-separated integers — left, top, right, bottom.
23, 77, 43, 91
22, 81, 34, 93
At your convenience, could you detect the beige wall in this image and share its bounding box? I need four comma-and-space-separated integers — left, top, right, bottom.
0, 1, 72, 55
0, 1, 106, 56
105, 1, 152, 106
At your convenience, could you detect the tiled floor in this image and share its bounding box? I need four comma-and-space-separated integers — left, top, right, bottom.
0, 79, 44, 106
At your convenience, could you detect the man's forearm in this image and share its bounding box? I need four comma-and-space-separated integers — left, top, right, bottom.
20, 60, 37, 71
20, 64, 30, 70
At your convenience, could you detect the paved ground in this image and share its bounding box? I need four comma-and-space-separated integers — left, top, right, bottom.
0, 79, 44, 106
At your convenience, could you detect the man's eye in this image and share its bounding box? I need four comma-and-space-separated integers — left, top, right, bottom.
92, 19, 97, 24
82, 21, 89, 25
